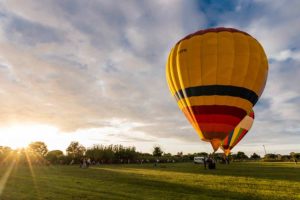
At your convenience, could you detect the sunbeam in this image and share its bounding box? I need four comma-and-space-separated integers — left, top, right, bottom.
0, 156, 16, 196
24, 150, 42, 200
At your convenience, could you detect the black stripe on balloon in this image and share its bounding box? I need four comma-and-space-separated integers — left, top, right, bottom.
174, 85, 258, 105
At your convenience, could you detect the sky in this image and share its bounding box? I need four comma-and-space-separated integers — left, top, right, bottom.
0, 0, 299, 156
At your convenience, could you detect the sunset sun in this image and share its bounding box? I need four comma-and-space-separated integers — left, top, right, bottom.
0, 124, 58, 149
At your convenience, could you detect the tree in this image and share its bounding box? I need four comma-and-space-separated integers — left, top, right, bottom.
236, 151, 248, 160
28, 141, 48, 157
66, 141, 86, 160
290, 152, 295, 160
103, 145, 115, 163
163, 153, 172, 157
195, 152, 208, 157
213, 153, 225, 162
264, 153, 277, 160
0, 146, 12, 154
46, 150, 64, 164
250, 153, 261, 160
177, 152, 183, 157
153, 145, 163, 157
0, 146, 12, 156
0, 146, 13, 162
290, 152, 300, 162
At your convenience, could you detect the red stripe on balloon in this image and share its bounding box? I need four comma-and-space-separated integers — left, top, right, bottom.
222, 136, 229, 147
177, 27, 251, 44
202, 131, 229, 140
194, 114, 241, 126
249, 111, 255, 118
190, 105, 246, 120
199, 123, 235, 133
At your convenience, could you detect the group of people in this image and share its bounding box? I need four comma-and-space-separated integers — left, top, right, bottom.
80, 158, 91, 168
203, 155, 233, 169
203, 157, 216, 170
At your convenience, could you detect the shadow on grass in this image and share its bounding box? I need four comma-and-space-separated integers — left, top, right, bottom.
116, 162, 300, 182
83, 167, 281, 200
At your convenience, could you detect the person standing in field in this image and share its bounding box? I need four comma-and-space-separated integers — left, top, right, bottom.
87, 158, 91, 168
80, 158, 87, 168
226, 157, 230, 164
207, 156, 216, 169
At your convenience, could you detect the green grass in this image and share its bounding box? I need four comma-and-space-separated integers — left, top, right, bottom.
0, 162, 299, 200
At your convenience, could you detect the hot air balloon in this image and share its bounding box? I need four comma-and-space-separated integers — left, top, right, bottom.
221, 110, 255, 156
166, 27, 268, 151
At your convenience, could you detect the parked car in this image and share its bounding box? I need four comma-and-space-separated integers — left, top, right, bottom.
194, 156, 205, 164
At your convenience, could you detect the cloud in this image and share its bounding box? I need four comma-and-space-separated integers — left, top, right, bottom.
270, 49, 300, 61
0, 0, 299, 154
0, 1, 205, 135
5, 16, 63, 46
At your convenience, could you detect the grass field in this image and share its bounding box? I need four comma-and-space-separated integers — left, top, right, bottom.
0, 162, 299, 200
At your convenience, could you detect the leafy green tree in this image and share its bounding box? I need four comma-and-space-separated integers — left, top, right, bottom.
28, 141, 48, 157
236, 151, 248, 160
264, 153, 277, 160
163, 153, 172, 157
46, 150, 64, 164
263, 153, 284, 162
0, 146, 13, 162
66, 141, 86, 160
86, 145, 105, 162
85, 144, 138, 164
0, 146, 12, 156
232, 151, 249, 160
195, 152, 208, 157
104, 145, 115, 163
290, 152, 300, 162
250, 153, 261, 160
153, 145, 163, 157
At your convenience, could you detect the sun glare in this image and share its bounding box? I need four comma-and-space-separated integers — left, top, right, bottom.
0, 124, 59, 149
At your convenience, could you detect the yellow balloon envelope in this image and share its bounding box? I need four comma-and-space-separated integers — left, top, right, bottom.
166, 27, 268, 151
221, 110, 255, 156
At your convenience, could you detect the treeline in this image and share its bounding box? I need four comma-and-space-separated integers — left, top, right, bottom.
0, 142, 190, 165
263, 153, 300, 162
0, 141, 299, 165
217, 152, 300, 163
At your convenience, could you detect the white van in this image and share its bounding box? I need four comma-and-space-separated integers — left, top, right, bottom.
194, 156, 205, 164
